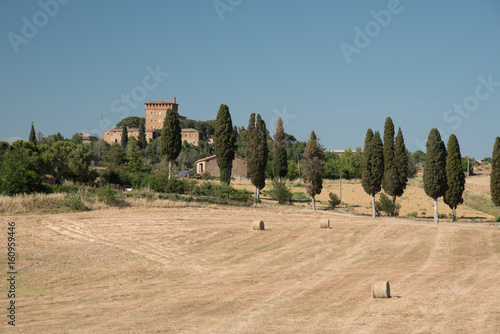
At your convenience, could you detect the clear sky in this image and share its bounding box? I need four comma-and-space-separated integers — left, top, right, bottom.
1, 0, 499, 159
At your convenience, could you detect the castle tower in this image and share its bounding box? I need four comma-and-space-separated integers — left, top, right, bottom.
144, 97, 185, 130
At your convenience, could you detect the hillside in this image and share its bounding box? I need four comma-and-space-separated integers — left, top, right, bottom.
2, 205, 500, 333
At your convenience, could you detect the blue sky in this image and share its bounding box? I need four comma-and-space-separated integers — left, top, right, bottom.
1, 0, 499, 159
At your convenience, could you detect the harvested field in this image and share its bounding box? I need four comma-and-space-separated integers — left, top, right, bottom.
2, 204, 500, 333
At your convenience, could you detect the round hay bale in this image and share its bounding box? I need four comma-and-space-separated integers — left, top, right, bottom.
252, 220, 265, 230
372, 281, 391, 299
320, 218, 330, 229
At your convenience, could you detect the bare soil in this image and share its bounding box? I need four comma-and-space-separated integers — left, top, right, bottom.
2, 203, 500, 333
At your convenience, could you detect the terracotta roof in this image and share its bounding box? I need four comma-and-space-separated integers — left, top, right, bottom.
145, 100, 178, 105
104, 128, 139, 133
181, 128, 201, 132
195, 155, 245, 163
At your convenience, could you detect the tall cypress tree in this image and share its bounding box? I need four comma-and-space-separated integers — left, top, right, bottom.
245, 113, 256, 187
121, 125, 129, 149
362, 130, 384, 218
160, 109, 181, 178
251, 115, 269, 198
491, 136, 500, 206
382, 117, 398, 202
444, 134, 465, 222
393, 127, 408, 198
29, 122, 37, 146
138, 118, 147, 150
273, 116, 288, 181
302, 130, 324, 211
423, 128, 448, 223
214, 104, 236, 185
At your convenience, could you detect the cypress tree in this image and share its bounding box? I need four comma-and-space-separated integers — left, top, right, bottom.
29, 122, 37, 146
214, 104, 236, 185
252, 115, 269, 198
302, 130, 324, 211
273, 117, 288, 181
245, 113, 256, 185
138, 118, 147, 150
393, 127, 408, 198
121, 125, 129, 149
361, 130, 384, 218
491, 136, 500, 206
160, 109, 182, 178
423, 128, 447, 223
444, 134, 465, 222
382, 117, 398, 202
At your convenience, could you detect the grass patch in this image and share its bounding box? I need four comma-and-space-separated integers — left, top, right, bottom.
463, 193, 500, 219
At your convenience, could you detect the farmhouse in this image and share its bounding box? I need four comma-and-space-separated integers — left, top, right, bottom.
196, 155, 247, 178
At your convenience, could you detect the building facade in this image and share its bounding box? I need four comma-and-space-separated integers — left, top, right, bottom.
145, 97, 186, 131
196, 155, 247, 178
102, 97, 201, 145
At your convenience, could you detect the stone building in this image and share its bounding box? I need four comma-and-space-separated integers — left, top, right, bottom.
195, 155, 247, 178
180, 128, 201, 146
102, 97, 201, 145
145, 97, 186, 131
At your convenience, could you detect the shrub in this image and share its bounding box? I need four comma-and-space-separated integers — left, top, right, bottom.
97, 186, 116, 202
64, 193, 87, 211
438, 213, 447, 219
376, 193, 400, 216
268, 179, 293, 205
495, 216, 500, 222
407, 211, 418, 218
328, 192, 341, 210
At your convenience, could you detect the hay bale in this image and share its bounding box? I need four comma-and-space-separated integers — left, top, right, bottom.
252, 220, 265, 230
372, 281, 391, 299
320, 218, 330, 229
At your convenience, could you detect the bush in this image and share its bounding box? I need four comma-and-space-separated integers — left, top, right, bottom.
495, 216, 500, 222
375, 193, 400, 216
438, 213, 447, 219
267, 179, 293, 205
328, 192, 341, 209
97, 186, 116, 202
407, 211, 418, 217
64, 193, 87, 211
190, 182, 252, 202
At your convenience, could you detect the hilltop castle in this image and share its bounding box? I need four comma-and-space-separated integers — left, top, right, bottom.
103, 97, 201, 146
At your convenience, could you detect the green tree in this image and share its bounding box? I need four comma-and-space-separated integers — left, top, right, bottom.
393, 127, 408, 199
125, 138, 144, 173
302, 130, 325, 211
491, 136, 500, 206
361, 130, 384, 218
29, 122, 37, 146
0, 147, 44, 195
116, 116, 144, 129
138, 118, 147, 150
382, 117, 398, 202
412, 150, 425, 165
121, 125, 129, 149
273, 117, 288, 181
245, 113, 256, 182
103, 144, 126, 169
252, 115, 269, 197
423, 128, 448, 223
160, 109, 182, 178
214, 104, 236, 185
444, 134, 465, 222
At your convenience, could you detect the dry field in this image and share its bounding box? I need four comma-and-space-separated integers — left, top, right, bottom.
2, 203, 500, 333
231, 172, 496, 221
